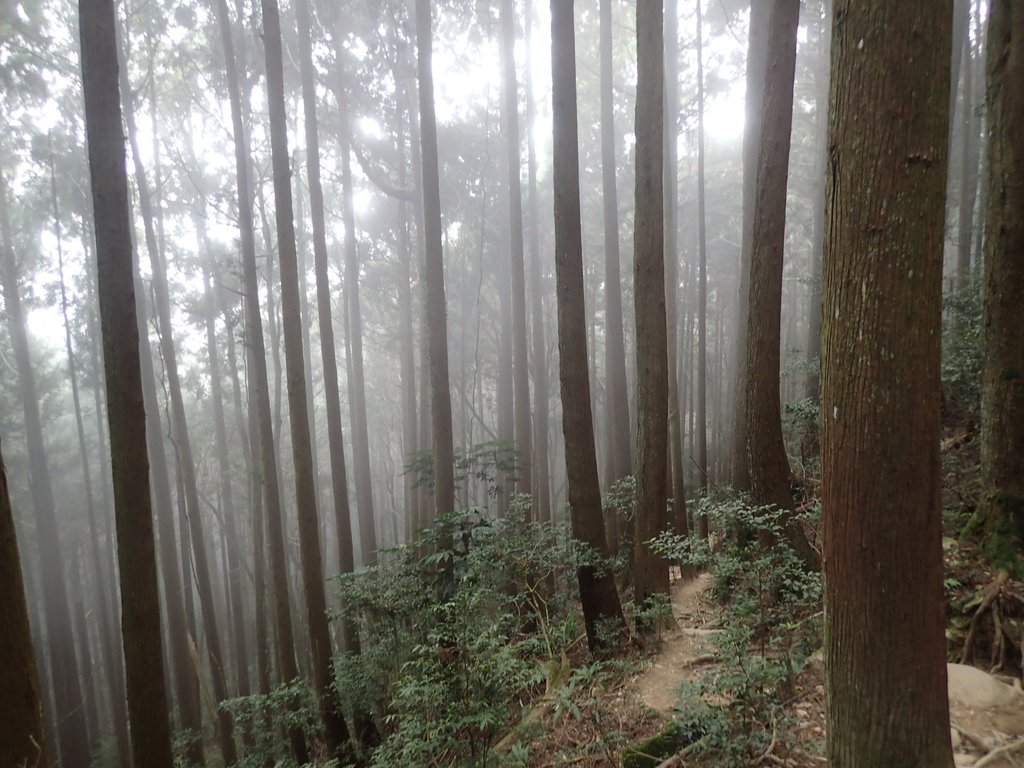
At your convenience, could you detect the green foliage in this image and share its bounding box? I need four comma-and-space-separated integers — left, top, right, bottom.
620, 721, 694, 768
650, 494, 823, 767
217, 679, 331, 768
403, 441, 519, 500
942, 277, 983, 420
334, 500, 591, 767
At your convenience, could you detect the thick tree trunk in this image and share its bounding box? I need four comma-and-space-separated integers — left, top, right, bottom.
822, 0, 954, 764
599, 0, 632, 497
261, 0, 353, 756
0, 160, 90, 768
416, 0, 456, 524
633, 0, 671, 615
973, 0, 1024, 566
730, 0, 769, 491
78, 0, 175, 760
744, 0, 818, 569
550, 0, 625, 653
0, 434, 49, 768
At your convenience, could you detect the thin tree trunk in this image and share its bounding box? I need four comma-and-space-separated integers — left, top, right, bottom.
78, 0, 175, 758
550, 0, 625, 653
261, 0, 352, 755
956, 24, 979, 290
212, 0, 306, 757
599, 0, 632, 492
664, 0, 687, 537
524, 0, 551, 523
695, 0, 709, 508
822, 0, 954, 762
500, 0, 533, 504
118, 39, 237, 760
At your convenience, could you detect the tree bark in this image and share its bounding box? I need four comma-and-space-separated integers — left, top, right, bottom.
0, 156, 90, 768
663, 0, 687, 537
695, 0, 709, 507
416, 0, 456, 524
599, 0, 632, 498
500, 0, 533, 505
973, 0, 1024, 566
633, 0, 671, 615
261, 0, 352, 755
0, 433, 49, 768
550, 0, 625, 653
78, 0, 175, 760
822, 0, 954, 763
730, 0, 769, 491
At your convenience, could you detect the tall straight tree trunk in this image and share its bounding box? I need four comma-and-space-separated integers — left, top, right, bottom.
694, 0, 709, 506
52, 156, 131, 767
971, 0, 1024, 565
550, 0, 625, 653
70, 548, 100, 748
730, 0, 769, 491
294, 0, 361, 657
200, 252, 251, 700
78, 0, 175, 760
416, 0, 456, 523
260, 0, 352, 756
118, 39, 237, 761
804, 0, 830, 404
744, 0, 817, 568
955, 24, 979, 290
524, 0, 551, 523
0, 434, 49, 768
822, 0, 954, 763
663, 0, 687, 537
0, 161, 90, 768
339, 124, 378, 565
212, 0, 306, 758
599, 0, 632, 492
633, 0, 670, 616
499, 0, 533, 504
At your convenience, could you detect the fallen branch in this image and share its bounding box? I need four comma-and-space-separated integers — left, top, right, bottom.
961, 572, 1010, 664
974, 737, 1024, 768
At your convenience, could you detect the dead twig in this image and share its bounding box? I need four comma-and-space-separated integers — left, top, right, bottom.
975, 737, 1024, 768
961, 572, 1010, 664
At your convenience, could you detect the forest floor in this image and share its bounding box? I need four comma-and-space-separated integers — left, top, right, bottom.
524, 560, 1024, 767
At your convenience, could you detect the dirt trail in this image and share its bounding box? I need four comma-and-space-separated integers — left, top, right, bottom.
634, 572, 716, 713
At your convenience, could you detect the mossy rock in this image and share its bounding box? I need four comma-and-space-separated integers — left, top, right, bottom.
620, 721, 690, 768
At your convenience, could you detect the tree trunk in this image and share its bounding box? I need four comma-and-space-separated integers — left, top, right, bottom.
599, 0, 632, 495
260, 0, 352, 755
213, 0, 307, 757
0, 434, 49, 768
695, 0, 709, 507
955, 24, 979, 290
118, 33, 238, 759
0, 158, 90, 768
972, 0, 1024, 566
804, 0, 830, 405
524, 0, 551, 523
633, 0, 670, 616
499, 0, 533, 506
550, 0, 626, 654
822, 0, 954, 763
416, 0, 457, 524
295, 0, 361, 656
730, 0, 769, 491
663, 0, 687, 537
78, 0, 175, 760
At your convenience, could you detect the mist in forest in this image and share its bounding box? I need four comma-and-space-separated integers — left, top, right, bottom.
0, 0, 999, 765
